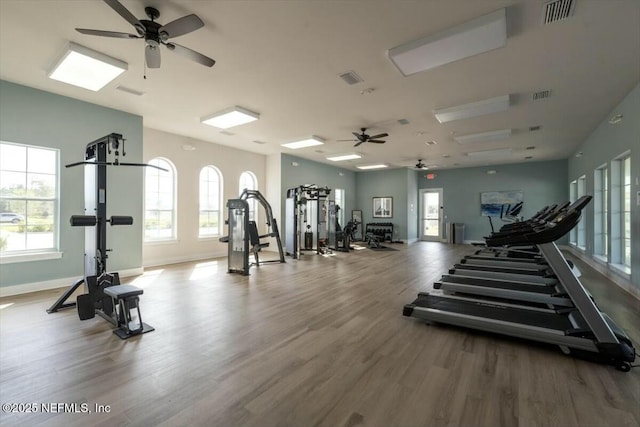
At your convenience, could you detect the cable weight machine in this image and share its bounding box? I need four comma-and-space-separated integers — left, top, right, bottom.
47, 133, 161, 339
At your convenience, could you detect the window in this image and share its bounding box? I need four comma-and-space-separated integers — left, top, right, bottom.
611, 153, 631, 273
144, 158, 176, 241
569, 180, 577, 245
0, 142, 58, 254
594, 166, 608, 259
621, 156, 631, 268
577, 175, 586, 250
334, 188, 345, 226
200, 166, 222, 237
239, 171, 257, 222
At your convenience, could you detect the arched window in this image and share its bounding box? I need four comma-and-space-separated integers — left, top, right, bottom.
239, 171, 258, 221
145, 158, 176, 241
199, 166, 222, 237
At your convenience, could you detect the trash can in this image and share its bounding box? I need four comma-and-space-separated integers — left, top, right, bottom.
454, 223, 465, 244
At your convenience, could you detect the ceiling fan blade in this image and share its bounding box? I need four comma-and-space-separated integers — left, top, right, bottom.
354, 141, 364, 147
368, 140, 386, 143
337, 139, 357, 142
76, 28, 141, 39
165, 42, 215, 67
103, 0, 145, 34
146, 45, 161, 68
352, 132, 364, 141
368, 133, 388, 140
160, 14, 204, 38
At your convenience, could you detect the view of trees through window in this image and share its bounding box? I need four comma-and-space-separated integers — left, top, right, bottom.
0, 142, 58, 253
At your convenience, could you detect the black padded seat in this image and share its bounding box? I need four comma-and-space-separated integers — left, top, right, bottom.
103, 284, 143, 300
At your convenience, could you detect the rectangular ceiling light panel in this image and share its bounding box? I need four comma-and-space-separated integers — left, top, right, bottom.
433, 94, 510, 123
356, 164, 388, 170
327, 153, 362, 161
466, 148, 512, 158
48, 42, 127, 91
454, 129, 512, 145
281, 136, 325, 149
388, 8, 506, 76
201, 106, 260, 129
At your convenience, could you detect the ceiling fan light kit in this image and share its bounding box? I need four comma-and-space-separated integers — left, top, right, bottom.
48, 42, 127, 91
75, 0, 215, 70
201, 106, 260, 129
388, 8, 506, 76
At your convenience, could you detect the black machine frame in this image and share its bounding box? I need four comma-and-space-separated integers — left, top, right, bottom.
47, 133, 155, 339
285, 185, 332, 259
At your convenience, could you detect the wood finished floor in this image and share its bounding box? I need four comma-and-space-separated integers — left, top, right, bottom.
1, 242, 639, 427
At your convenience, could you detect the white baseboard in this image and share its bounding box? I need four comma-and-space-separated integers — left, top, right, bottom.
406, 237, 419, 244
143, 251, 226, 268
0, 267, 144, 298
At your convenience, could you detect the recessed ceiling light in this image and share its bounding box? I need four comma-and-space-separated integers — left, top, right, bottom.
327, 153, 363, 162
487, 170, 497, 174
388, 8, 506, 76
467, 148, 512, 158
357, 164, 389, 170
454, 129, 512, 145
201, 106, 260, 129
48, 42, 127, 91
424, 140, 437, 146
281, 136, 325, 149
433, 95, 510, 123
575, 151, 583, 157
182, 144, 196, 151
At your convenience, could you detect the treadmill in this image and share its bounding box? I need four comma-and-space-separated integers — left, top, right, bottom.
403, 196, 636, 371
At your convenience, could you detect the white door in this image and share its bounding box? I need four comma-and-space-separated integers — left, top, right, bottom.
420, 188, 443, 241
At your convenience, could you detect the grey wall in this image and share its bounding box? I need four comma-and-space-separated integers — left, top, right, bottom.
355, 168, 409, 242
407, 169, 419, 241
568, 82, 639, 293
280, 153, 357, 236
0, 81, 143, 287
418, 160, 568, 242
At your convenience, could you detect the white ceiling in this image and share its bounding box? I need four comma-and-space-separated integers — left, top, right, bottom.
1, 0, 639, 171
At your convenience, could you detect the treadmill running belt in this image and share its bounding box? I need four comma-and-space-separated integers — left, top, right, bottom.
439, 275, 562, 295
408, 294, 574, 331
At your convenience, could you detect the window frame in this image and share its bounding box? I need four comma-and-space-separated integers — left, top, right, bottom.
199, 165, 223, 238
239, 171, 258, 223
144, 157, 177, 242
0, 141, 60, 258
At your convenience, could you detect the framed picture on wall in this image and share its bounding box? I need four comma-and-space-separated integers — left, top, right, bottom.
372, 197, 393, 218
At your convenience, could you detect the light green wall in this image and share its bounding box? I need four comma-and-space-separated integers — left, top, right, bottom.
418, 160, 568, 242
407, 169, 419, 241
355, 168, 409, 241
0, 81, 143, 287
568, 82, 639, 292
280, 153, 357, 234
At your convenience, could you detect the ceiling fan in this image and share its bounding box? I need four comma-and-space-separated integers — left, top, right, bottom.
415, 159, 427, 169
338, 128, 388, 147
75, 0, 215, 69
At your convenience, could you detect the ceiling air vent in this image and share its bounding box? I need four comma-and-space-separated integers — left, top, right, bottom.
533, 90, 551, 101
425, 140, 437, 146
542, 0, 575, 24
529, 125, 542, 131
397, 118, 410, 125
338, 71, 363, 85
219, 131, 235, 136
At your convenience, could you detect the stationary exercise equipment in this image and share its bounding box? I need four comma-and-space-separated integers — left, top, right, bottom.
404, 196, 636, 371
285, 185, 332, 259
328, 204, 356, 252
222, 189, 285, 275
47, 133, 156, 339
